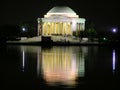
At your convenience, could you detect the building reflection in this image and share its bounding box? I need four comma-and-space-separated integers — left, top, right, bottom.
37, 46, 87, 87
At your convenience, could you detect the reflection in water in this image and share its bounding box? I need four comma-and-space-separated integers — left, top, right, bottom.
112, 49, 116, 73
42, 47, 78, 86
20, 46, 41, 73
37, 47, 42, 77
5, 45, 119, 89
22, 49, 25, 72
19, 46, 87, 87
37, 46, 87, 87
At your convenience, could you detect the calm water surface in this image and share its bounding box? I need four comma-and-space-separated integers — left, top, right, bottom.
0, 45, 120, 89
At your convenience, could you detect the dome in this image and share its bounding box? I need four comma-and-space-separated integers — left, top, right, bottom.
44, 6, 79, 18
47, 6, 76, 14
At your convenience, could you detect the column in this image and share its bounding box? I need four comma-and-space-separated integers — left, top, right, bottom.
47, 22, 49, 35
60, 22, 63, 35
38, 23, 40, 36
51, 22, 54, 35
59, 22, 62, 35
44, 22, 47, 35
53, 22, 55, 34
51, 22, 53, 35
61, 22, 63, 35
66, 22, 68, 35
42, 22, 46, 35
76, 23, 79, 36
65, 22, 67, 35
46, 22, 48, 35
58, 22, 60, 35
64, 22, 65, 35
50, 22, 52, 35
70, 22, 71, 35
56, 22, 58, 34
77, 23, 79, 31
54, 22, 56, 34
44, 22, 45, 35
79, 23, 80, 31
62, 22, 63, 35
78, 23, 80, 34
83, 23, 85, 31
67, 22, 70, 35
48, 22, 51, 35
80, 23, 82, 31
70, 22, 72, 35
82, 23, 85, 31
42, 22, 44, 36
44, 22, 46, 35
55, 22, 57, 34
64, 22, 66, 35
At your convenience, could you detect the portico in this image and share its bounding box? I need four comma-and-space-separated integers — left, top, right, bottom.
42, 21, 71, 36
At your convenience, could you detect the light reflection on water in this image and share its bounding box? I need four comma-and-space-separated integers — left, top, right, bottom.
20, 46, 86, 87
112, 49, 116, 73
22, 48, 25, 72
37, 46, 86, 87
4, 45, 119, 89
37, 47, 85, 86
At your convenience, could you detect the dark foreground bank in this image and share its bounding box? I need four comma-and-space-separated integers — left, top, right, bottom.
6, 41, 120, 47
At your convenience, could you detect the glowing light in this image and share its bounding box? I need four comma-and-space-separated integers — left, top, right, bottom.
112, 28, 117, 33
103, 37, 107, 41
112, 49, 116, 73
22, 27, 26, 32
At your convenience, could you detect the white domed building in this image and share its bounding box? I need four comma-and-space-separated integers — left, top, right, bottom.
37, 6, 86, 37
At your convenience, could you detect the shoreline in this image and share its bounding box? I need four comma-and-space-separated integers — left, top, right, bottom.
6, 41, 119, 47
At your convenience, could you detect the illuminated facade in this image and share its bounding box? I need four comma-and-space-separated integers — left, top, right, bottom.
37, 6, 86, 36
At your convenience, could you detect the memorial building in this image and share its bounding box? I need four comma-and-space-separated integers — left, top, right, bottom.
37, 6, 86, 37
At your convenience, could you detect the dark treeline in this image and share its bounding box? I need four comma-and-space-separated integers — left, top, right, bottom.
0, 24, 20, 44
0, 23, 37, 45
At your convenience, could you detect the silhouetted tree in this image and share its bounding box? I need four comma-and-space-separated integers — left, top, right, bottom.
85, 22, 97, 41
78, 31, 84, 39
0, 24, 20, 44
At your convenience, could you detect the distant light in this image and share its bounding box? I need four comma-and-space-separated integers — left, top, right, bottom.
112, 28, 117, 33
103, 37, 107, 41
22, 27, 26, 32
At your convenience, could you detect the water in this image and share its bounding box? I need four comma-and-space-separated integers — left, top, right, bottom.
0, 45, 120, 89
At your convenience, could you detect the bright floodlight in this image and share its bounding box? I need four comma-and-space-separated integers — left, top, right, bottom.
112, 28, 117, 33
22, 27, 26, 32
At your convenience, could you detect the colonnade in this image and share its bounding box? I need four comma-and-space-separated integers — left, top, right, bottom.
77, 23, 84, 31
42, 22, 71, 36
38, 21, 85, 36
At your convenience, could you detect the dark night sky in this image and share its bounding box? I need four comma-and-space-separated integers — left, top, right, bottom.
0, 0, 120, 32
